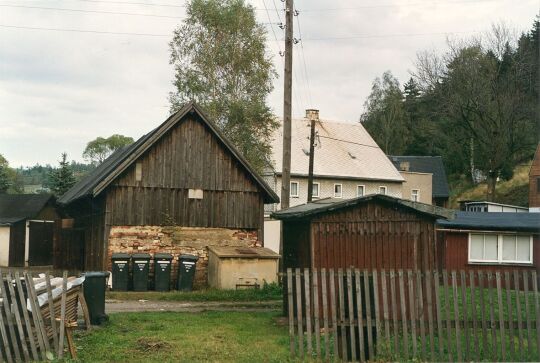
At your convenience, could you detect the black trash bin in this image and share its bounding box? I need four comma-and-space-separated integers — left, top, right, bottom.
83, 271, 110, 325
132, 253, 151, 291
111, 253, 130, 291
177, 254, 198, 291
154, 253, 173, 292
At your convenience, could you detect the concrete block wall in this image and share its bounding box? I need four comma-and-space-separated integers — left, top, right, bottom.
107, 226, 260, 288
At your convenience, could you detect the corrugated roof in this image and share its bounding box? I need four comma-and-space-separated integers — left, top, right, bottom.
0, 194, 54, 225
388, 156, 450, 198
271, 194, 454, 220
437, 211, 540, 232
270, 118, 404, 182
59, 102, 279, 205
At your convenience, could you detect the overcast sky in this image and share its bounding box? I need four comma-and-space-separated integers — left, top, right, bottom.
0, 0, 537, 167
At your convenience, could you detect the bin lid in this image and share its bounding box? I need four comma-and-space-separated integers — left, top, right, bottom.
84, 271, 111, 278
178, 254, 199, 261
154, 253, 173, 259
112, 253, 131, 259
207, 246, 280, 259
132, 253, 151, 259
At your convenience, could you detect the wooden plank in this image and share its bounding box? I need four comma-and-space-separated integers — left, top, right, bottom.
513, 270, 524, 361
304, 268, 313, 356
0, 273, 14, 363
380, 269, 391, 347
459, 270, 470, 361
495, 272, 506, 361
469, 270, 479, 362
14, 271, 39, 360
321, 269, 330, 362
45, 274, 60, 353
337, 269, 347, 361
58, 271, 68, 359
415, 270, 426, 360
372, 270, 380, 338
407, 270, 417, 358
451, 271, 462, 362
398, 270, 409, 359
433, 270, 444, 360
25, 272, 49, 359
364, 269, 374, 360
329, 269, 339, 362
287, 269, 295, 357
295, 268, 304, 359
5, 271, 31, 362
312, 268, 321, 358
346, 269, 356, 361
523, 270, 533, 359
477, 271, 489, 360
487, 272, 497, 361
532, 271, 540, 360
389, 270, 399, 355
355, 269, 365, 363
0, 270, 21, 362
503, 271, 515, 360
442, 270, 453, 362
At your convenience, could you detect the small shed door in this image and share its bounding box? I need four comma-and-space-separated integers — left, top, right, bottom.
28, 221, 54, 266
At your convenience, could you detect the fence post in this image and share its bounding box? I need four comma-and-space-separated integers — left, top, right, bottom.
295, 268, 304, 359
513, 270, 524, 361
415, 270, 427, 360
451, 271, 462, 362
495, 272, 506, 361
503, 271, 515, 360
389, 269, 398, 355
329, 269, 339, 362
407, 270, 417, 358
364, 269, 374, 360
459, 270, 470, 361
321, 268, 330, 361
398, 270, 409, 359
304, 268, 312, 356
355, 269, 365, 363
346, 269, 357, 361
442, 270, 453, 362
312, 268, 321, 358
287, 268, 295, 357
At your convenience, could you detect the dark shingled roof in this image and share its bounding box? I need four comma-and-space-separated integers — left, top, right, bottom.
58, 102, 279, 205
437, 211, 540, 233
271, 194, 455, 220
389, 156, 450, 198
0, 194, 54, 225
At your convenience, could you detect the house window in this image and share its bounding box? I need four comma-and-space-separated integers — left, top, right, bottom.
290, 181, 299, 197
357, 185, 365, 197
411, 189, 419, 202
379, 186, 387, 195
469, 233, 532, 264
312, 183, 320, 198
334, 184, 342, 198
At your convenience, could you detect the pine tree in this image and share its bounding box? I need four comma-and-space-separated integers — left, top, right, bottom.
49, 153, 76, 196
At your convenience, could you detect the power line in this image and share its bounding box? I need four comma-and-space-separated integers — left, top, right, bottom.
295, 10, 313, 106
318, 135, 381, 149
299, 0, 502, 12
301, 30, 481, 41
69, 0, 186, 8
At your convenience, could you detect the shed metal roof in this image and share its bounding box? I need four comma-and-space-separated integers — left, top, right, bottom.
271, 194, 454, 220
437, 211, 540, 233
59, 102, 279, 205
0, 194, 54, 225
389, 156, 450, 198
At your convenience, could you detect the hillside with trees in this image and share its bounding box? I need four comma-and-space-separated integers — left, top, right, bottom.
361, 19, 539, 203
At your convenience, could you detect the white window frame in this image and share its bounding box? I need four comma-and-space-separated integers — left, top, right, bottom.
333, 183, 343, 198
378, 186, 387, 195
357, 185, 365, 197
290, 181, 299, 198
312, 182, 320, 198
411, 189, 420, 202
468, 233, 533, 265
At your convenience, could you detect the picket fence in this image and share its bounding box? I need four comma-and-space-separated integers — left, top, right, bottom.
286, 268, 540, 362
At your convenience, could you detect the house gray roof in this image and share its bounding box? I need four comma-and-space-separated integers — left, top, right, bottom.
437, 211, 540, 233
271, 194, 455, 220
270, 118, 404, 182
0, 194, 54, 225
59, 102, 279, 205
389, 156, 450, 198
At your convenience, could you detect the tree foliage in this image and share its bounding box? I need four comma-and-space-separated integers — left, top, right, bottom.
83, 134, 134, 165
49, 153, 76, 197
169, 0, 278, 172
0, 154, 11, 194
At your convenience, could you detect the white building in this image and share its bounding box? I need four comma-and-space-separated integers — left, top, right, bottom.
459, 201, 529, 213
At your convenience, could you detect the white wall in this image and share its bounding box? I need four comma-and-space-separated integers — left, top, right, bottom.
0, 227, 10, 266
264, 219, 281, 253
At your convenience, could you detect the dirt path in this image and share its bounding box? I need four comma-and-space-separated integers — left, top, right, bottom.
106, 299, 282, 313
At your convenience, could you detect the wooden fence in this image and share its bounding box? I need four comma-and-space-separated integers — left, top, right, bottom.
0, 270, 90, 362
286, 268, 540, 362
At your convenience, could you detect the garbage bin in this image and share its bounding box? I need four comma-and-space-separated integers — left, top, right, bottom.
111, 253, 130, 291
132, 253, 151, 291
83, 271, 110, 325
154, 253, 173, 292
177, 254, 198, 291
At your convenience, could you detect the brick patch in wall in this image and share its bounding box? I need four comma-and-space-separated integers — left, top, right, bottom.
107, 226, 260, 288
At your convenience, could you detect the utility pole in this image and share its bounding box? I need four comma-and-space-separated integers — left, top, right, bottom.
306, 109, 319, 202
280, 0, 293, 210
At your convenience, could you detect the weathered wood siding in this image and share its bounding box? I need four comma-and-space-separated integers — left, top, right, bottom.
104, 115, 265, 231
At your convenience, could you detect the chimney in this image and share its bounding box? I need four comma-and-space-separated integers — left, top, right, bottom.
305, 109, 319, 121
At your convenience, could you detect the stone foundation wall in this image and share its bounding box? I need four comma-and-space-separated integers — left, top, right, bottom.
107, 226, 260, 288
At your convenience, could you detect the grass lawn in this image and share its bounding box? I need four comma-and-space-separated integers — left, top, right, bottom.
74, 311, 297, 362
106, 283, 282, 302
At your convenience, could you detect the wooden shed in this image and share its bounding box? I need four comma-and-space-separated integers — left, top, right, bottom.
271, 194, 453, 272
57, 102, 279, 285
0, 194, 59, 267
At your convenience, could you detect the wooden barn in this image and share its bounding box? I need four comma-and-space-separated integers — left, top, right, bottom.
57, 102, 279, 284
437, 211, 540, 275
0, 194, 59, 267
271, 194, 453, 272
